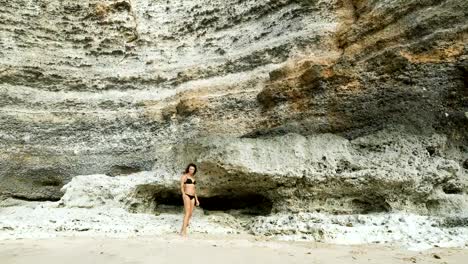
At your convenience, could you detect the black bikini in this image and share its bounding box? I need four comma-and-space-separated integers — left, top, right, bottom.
184, 178, 196, 200
184, 178, 196, 185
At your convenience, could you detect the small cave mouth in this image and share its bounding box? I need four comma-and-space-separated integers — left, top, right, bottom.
10, 194, 61, 202
200, 193, 273, 216
442, 184, 463, 194
426, 146, 437, 156
125, 185, 182, 214
426, 199, 441, 213
351, 197, 391, 214
153, 189, 183, 213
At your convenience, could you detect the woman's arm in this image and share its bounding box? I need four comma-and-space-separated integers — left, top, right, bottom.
194, 192, 200, 206
180, 174, 186, 195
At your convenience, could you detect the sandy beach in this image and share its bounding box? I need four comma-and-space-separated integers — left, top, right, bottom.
1, 234, 467, 264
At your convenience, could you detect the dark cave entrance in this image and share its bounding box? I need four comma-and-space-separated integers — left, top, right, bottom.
351, 197, 391, 214
158, 192, 273, 216
130, 186, 273, 216
149, 189, 183, 214
200, 193, 273, 216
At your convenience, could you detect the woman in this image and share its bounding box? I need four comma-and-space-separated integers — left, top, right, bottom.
179, 163, 200, 237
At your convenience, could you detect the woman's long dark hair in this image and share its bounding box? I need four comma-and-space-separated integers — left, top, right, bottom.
185, 163, 197, 175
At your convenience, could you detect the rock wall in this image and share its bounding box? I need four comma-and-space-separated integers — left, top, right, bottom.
1, 0, 467, 218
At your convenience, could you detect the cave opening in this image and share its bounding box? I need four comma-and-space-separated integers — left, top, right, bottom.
156, 192, 273, 216
351, 196, 391, 214
151, 189, 183, 214
133, 187, 274, 216
200, 193, 273, 216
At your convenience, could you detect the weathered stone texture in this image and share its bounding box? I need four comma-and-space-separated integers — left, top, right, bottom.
0, 0, 467, 215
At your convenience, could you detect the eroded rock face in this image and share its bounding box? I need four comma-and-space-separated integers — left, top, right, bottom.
161, 126, 467, 215
0, 0, 341, 199
2, 171, 467, 249
0, 0, 467, 219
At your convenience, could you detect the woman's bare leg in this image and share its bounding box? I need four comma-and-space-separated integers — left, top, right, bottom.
180, 194, 191, 236
187, 197, 195, 228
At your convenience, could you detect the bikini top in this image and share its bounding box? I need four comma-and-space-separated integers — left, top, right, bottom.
184, 177, 196, 184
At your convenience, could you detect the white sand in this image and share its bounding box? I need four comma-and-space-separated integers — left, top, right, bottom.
0, 233, 467, 264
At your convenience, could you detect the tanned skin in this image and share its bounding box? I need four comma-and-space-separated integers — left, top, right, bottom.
179, 165, 199, 237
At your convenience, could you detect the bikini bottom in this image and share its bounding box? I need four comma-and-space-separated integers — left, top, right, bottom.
185, 193, 195, 200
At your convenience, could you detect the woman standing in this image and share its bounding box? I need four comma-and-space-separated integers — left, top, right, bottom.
179, 163, 200, 237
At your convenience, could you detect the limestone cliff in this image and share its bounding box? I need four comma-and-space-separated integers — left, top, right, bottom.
1, 0, 467, 220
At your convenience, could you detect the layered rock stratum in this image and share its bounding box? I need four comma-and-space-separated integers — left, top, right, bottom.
1, 0, 467, 248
